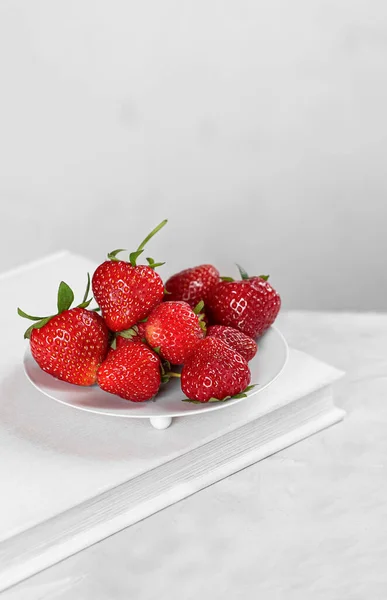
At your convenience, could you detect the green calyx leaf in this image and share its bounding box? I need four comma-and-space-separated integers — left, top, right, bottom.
19, 272, 97, 339
236, 264, 249, 281
24, 316, 54, 339
118, 326, 139, 340
77, 273, 94, 310
153, 346, 161, 355
160, 356, 180, 383
108, 249, 126, 261
193, 300, 205, 315
18, 304, 55, 338
17, 308, 46, 321
193, 301, 206, 332
220, 276, 234, 282
129, 250, 144, 267
77, 298, 93, 309
244, 384, 257, 393
146, 257, 165, 269
57, 281, 75, 313
163, 288, 172, 295
82, 273, 91, 304
110, 337, 117, 350
182, 398, 203, 404
225, 384, 257, 400
258, 274, 270, 281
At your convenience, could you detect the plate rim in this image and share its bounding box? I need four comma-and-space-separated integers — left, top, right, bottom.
23, 325, 289, 419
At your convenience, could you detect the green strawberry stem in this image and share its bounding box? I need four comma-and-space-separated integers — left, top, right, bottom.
160, 358, 181, 384
129, 219, 168, 267
161, 371, 181, 384
107, 220, 168, 267
18, 274, 94, 339
136, 219, 167, 252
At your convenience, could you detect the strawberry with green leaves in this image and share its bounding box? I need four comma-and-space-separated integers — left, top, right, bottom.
115, 322, 147, 348
18, 276, 109, 386
97, 342, 161, 402
206, 265, 281, 338
92, 220, 167, 332
164, 264, 220, 309
181, 337, 252, 403
145, 300, 205, 365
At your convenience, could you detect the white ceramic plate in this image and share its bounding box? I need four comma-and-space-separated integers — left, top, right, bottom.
23, 326, 288, 429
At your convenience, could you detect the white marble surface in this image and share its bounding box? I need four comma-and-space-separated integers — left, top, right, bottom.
3, 311, 387, 600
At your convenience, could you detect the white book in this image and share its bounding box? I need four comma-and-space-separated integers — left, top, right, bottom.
0, 252, 345, 592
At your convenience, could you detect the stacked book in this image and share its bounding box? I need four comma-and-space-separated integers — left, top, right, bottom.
0, 252, 345, 591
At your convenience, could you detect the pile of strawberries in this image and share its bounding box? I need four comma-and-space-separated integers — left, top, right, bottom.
19, 220, 281, 403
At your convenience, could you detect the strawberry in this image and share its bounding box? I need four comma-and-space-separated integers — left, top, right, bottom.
181, 337, 251, 402
97, 342, 161, 402
206, 265, 281, 338
165, 264, 220, 309
115, 322, 147, 348
92, 220, 167, 332
206, 325, 257, 362
145, 301, 205, 364
18, 277, 109, 386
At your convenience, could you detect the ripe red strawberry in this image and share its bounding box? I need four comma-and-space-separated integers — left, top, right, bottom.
97, 342, 161, 402
115, 322, 147, 348
206, 325, 257, 362
92, 220, 167, 332
206, 265, 281, 338
145, 301, 205, 364
181, 337, 251, 402
165, 264, 220, 308
18, 278, 109, 386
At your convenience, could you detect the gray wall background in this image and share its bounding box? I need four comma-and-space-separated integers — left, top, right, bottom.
0, 1, 385, 310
